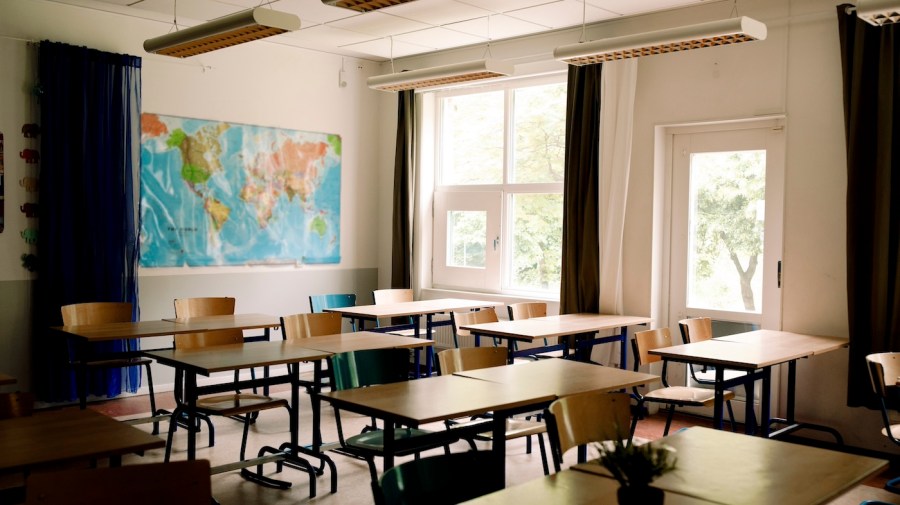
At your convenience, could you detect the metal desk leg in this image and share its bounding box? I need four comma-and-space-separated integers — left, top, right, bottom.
185, 372, 198, 460
713, 367, 725, 430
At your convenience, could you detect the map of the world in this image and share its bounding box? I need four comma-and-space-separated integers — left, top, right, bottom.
139, 113, 341, 267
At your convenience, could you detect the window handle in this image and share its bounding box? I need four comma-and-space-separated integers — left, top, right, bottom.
493, 236, 500, 251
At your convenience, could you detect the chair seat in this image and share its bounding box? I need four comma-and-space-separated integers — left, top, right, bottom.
693, 368, 748, 383
386, 328, 435, 337
346, 427, 448, 455
450, 417, 545, 440
195, 393, 288, 417
644, 386, 736, 406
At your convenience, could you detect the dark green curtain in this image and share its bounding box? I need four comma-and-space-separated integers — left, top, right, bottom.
838, 6, 900, 408
33, 41, 142, 403
391, 90, 415, 289
560, 64, 603, 314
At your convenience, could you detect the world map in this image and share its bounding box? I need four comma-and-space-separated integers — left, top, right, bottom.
139, 113, 341, 267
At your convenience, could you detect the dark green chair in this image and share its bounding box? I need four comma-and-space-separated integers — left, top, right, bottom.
374, 451, 504, 505
329, 348, 460, 483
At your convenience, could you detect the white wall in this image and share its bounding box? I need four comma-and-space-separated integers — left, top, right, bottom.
373, 0, 893, 453
0, 0, 384, 393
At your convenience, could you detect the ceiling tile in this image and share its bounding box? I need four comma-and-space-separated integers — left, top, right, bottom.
340, 37, 434, 59
445, 14, 548, 40
260, 0, 362, 25
284, 24, 375, 46
584, 0, 706, 17
456, 0, 556, 14
132, 0, 243, 22
328, 11, 431, 37
380, 0, 493, 25
506, 0, 619, 29
393, 26, 485, 50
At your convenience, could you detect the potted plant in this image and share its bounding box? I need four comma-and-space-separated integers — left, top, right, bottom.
595, 437, 677, 505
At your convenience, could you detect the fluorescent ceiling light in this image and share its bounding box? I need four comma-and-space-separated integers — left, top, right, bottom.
367, 59, 514, 92
857, 0, 900, 25
321, 0, 418, 13
144, 7, 301, 58
554, 16, 767, 65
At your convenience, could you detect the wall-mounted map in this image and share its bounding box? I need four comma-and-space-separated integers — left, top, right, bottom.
140, 113, 340, 267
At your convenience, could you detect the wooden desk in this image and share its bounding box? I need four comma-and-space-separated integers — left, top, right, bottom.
146, 340, 335, 498
319, 374, 556, 484
459, 313, 652, 368
0, 373, 16, 386
572, 427, 887, 505
0, 409, 164, 473
461, 469, 718, 505
54, 313, 282, 409
650, 330, 848, 440
325, 298, 501, 375
453, 357, 659, 397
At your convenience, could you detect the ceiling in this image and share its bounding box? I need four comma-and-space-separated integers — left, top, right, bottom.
57, 0, 716, 61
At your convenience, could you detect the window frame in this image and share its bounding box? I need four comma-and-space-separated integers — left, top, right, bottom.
431, 73, 566, 297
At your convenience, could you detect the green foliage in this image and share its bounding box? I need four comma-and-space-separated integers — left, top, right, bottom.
595, 438, 677, 488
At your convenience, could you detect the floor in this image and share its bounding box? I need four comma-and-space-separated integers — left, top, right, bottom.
58, 374, 900, 505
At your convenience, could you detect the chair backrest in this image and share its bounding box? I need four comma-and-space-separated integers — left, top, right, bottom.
450, 309, 499, 339
173, 297, 242, 349
372, 289, 413, 305
25, 460, 211, 505
281, 312, 343, 340
329, 349, 411, 391
375, 451, 503, 505
0, 392, 35, 419
867, 352, 900, 400
309, 293, 357, 313
506, 302, 547, 321
678, 317, 713, 344
60, 302, 133, 325
632, 328, 673, 367
544, 391, 632, 471
437, 347, 507, 375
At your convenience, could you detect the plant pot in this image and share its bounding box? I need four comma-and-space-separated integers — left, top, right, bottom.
617, 485, 664, 505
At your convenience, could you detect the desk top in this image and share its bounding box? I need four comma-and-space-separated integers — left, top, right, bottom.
54, 313, 280, 342
459, 313, 652, 342
461, 469, 717, 505
320, 374, 555, 425
572, 427, 887, 505
324, 298, 502, 319
0, 409, 164, 473
146, 340, 330, 375
453, 358, 658, 397
0, 373, 16, 386
650, 329, 848, 369
299, 331, 434, 353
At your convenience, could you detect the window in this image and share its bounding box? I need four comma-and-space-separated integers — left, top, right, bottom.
432, 75, 566, 296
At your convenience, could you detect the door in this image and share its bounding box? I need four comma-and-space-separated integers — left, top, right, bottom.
667, 120, 785, 422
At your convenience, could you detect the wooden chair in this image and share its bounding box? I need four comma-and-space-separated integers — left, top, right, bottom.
436, 347, 550, 475
866, 352, 900, 494
449, 308, 500, 349
372, 288, 423, 334
281, 312, 342, 391
543, 391, 632, 472
309, 293, 357, 331
0, 391, 34, 419
165, 298, 290, 487
507, 302, 564, 359
630, 328, 737, 437
678, 317, 748, 428
374, 451, 503, 505
25, 460, 212, 505
60, 302, 162, 434
328, 348, 459, 484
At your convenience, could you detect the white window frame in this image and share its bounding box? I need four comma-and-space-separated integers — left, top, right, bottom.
431, 74, 566, 296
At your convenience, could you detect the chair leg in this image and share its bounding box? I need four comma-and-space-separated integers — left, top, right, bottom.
365, 458, 379, 485
526, 434, 532, 454
537, 433, 549, 476
725, 400, 737, 432
164, 406, 182, 462
144, 362, 159, 435
628, 401, 643, 441
662, 405, 676, 436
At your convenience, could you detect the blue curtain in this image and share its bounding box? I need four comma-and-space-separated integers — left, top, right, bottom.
33, 41, 142, 403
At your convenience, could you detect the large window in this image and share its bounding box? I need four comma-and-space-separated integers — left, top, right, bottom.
433, 75, 566, 296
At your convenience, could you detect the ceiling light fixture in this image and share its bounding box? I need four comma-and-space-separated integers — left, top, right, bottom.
856, 0, 900, 25
553, 16, 767, 65
144, 7, 301, 58
321, 0, 417, 13
367, 59, 514, 92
